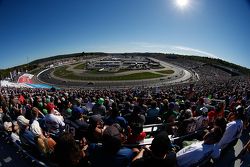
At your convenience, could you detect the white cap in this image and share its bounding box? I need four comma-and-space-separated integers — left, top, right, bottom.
17, 115, 30, 127
4, 122, 12, 131
200, 107, 208, 113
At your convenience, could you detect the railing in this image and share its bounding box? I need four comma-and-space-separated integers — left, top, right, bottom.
0, 128, 49, 167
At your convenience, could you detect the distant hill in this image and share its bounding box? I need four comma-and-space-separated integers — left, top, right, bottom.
0, 52, 107, 79
29, 52, 108, 64
0, 52, 249, 80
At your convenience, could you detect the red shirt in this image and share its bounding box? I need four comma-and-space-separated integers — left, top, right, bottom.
127, 132, 146, 144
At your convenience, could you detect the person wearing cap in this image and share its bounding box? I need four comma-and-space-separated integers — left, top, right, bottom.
17, 115, 36, 146
195, 107, 209, 130
92, 98, 106, 116
4, 121, 12, 132
3, 121, 20, 143
43, 102, 65, 135
89, 125, 135, 167
62, 101, 72, 119
87, 114, 104, 143
72, 98, 88, 117
132, 131, 176, 167
46, 102, 63, 120
64, 104, 89, 141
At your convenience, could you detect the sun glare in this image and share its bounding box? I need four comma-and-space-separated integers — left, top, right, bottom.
176, 0, 189, 8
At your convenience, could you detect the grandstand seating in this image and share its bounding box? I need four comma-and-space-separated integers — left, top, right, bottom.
0, 74, 249, 166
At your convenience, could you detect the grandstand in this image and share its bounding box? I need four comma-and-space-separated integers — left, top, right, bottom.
0, 54, 250, 167
86, 56, 160, 71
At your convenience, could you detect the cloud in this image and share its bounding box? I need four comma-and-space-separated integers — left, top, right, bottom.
173, 46, 218, 58
129, 42, 218, 58
88, 41, 218, 59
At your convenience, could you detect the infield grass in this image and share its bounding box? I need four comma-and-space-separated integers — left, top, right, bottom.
155, 70, 174, 74
73, 63, 86, 69
54, 66, 164, 81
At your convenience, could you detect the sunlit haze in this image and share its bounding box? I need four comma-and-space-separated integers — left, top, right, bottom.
176, 0, 189, 8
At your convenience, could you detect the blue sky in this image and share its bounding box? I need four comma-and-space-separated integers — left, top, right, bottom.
0, 0, 250, 69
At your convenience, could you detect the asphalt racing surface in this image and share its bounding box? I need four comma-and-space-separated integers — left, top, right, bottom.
36, 58, 194, 89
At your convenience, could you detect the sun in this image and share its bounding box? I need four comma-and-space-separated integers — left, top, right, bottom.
176, 0, 189, 8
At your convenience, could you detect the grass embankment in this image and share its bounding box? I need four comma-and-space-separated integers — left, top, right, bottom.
155, 70, 174, 74
86, 69, 129, 74
54, 66, 74, 77
73, 63, 86, 69
54, 66, 164, 81
29, 68, 42, 75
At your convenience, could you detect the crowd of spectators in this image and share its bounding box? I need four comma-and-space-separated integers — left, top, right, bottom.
163, 57, 233, 83
0, 75, 250, 167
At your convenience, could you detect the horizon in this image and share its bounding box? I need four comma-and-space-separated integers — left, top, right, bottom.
2, 52, 249, 71
0, 0, 250, 69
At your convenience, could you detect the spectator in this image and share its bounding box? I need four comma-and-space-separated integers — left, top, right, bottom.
195, 107, 209, 130
92, 98, 106, 116
54, 132, 88, 167
212, 105, 244, 158
159, 99, 169, 117
176, 123, 224, 167
146, 100, 160, 124
87, 114, 104, 143
127, 122, 146, 144
43, 102, 65, 135
62, 101, 72, 119
72, 99, 87, 117
30, 107, 56, 156
89, 125, 135, 167
177, 109, 196, 136
195, 97, 205, 116
132, 131, 176, 167
125, 105, 146, 126
4, 121, 20, 143
17, 115, 35, 147
65, 106, 89, 140
104, 102, 128, 130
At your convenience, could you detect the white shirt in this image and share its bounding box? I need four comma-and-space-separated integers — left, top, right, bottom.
11, 132, 20, 143
212, 119, 243, 158
177, 141, 215, 167
30, 119, 43, 137
44, 114, 65, 134
217, 119, 243, 149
